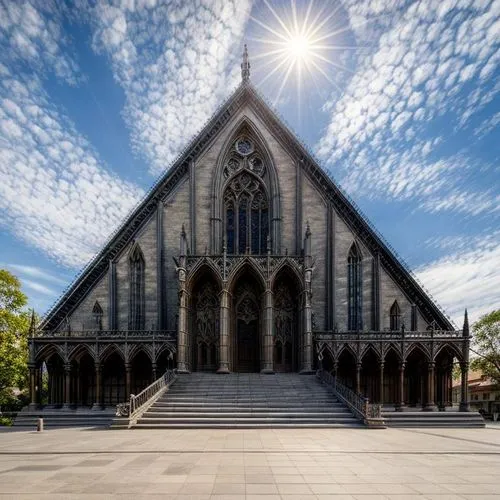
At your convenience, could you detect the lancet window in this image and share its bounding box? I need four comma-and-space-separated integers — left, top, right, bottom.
390, 300, 401, 331
223, 137, 269, 254
92, 301, 103, 330
129, 243, 145, 330
348, 243, 362, 331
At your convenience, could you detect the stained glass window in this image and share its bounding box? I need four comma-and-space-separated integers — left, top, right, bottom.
223, 171, 269, 255
129, 244, 145, 330
348, 243, 362, 331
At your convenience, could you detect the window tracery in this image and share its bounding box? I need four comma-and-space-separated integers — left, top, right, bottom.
348, 243, 362, 331
223, 137, 269, 254
129, 243, 145, 330
92, 300, 103, 330
390, 300, 401, 331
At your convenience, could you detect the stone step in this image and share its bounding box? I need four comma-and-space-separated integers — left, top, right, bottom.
143, 411, 353, 418
135, 373, 361, 429
14, 410, 115, 429
382, 411, 485, 428
133, 422, 365, 429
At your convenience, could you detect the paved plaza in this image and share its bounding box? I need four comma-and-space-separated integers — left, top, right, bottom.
0, 425, 499, 499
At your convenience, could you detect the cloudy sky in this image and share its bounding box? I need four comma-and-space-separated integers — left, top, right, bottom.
0, 0, 498, 326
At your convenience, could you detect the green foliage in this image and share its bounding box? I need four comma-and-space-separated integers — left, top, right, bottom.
470, 310, 500, 385
0, 269, 30, 407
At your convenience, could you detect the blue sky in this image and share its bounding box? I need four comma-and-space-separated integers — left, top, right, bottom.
0, 0, 498, 326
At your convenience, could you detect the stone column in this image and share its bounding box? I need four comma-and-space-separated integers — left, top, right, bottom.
152, 362, 157, 381
28, 365, 37, 409
356, 362, 361, 395
125, 363, 131, 400
261, 287, 274, 374
447, 364, 453, 407
63, 363, 71, 409
217, 287, 230, 373
177, 287, 190, 373
459, 362, 470, 412
396, 362, 405, 411
92, 362, 101, 410
379, 361, 385, 405
300, 270, 314, 374
424, 361, 437, 411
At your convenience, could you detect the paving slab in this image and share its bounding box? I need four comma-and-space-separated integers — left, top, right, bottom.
0, 427, 499, 499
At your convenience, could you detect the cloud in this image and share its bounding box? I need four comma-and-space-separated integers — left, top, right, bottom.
79, 0, 252, 176
416, 232, 500, 326
22, 279, 56, 296
1, 264, 68, 286
0, 1, 83, 85
317, 0, 499, 216
0, 69, 144, 268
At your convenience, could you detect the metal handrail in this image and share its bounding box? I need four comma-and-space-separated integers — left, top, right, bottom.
317, 370, 383, 424
115, 369, 177, 425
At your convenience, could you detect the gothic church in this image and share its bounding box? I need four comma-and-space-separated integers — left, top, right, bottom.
29, 48, 470, 413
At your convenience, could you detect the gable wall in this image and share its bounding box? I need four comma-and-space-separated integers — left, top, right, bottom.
116, 213, 158, 330
163, 178, 190, 330
56, 273, 109, 332
302, 175, 327, 329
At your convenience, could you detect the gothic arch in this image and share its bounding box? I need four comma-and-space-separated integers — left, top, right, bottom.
68, 344, 96, 363
35, 344, 65, 364
99, 343, 125, 364
272, 267, 301, 372
270, 259, 303, 289
227, 258, 267, 293
128, 344, 154, 364
390, 300, 401, 331
404, 342, 431, 363
155, 342, 176, 363
186, 260, 223, 293
347, 241, 363, 331
337, 343, 358, 364
211, 117, 281, 254
129, 241, 145, 330
433, 342, 464, 363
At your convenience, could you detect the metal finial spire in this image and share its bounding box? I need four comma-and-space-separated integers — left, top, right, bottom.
241, 44, 250, 82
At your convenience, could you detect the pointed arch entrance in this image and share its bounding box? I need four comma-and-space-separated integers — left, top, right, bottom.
273, 269, 301, 372
230, 269, 264, 372
189, 268, 221, 372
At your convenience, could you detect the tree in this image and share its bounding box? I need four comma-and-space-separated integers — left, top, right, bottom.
0, 269, 31, 408
471, 310, 500, 386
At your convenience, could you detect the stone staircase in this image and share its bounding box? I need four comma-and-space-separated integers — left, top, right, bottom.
132, 372, 363, 429
382, 409, 485, 428
13, 408, 116, 429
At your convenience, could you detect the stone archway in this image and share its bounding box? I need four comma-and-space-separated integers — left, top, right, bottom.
231, 271, 263, 372
272, 271, 300, 372
190, 271, 220, 372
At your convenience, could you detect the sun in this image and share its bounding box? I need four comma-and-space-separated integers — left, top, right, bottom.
287, 34, 312, 62
249, 0, 361, 107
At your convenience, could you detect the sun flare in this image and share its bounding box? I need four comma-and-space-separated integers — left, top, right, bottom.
287, 34, 312, 61
250, 0, 361, 107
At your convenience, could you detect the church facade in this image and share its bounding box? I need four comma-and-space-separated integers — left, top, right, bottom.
29, 50, 470, 413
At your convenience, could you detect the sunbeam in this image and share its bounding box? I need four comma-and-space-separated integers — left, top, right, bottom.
250, 0, 360, 111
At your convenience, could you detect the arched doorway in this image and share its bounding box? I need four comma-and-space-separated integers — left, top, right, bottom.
102, 350, 125, 406
190, 271, 220, 372
131, 350, 152, 395
405, 346, 428, 407
273, 270, 300, 372
231, 270, 263, 372
337, 347, 356, 390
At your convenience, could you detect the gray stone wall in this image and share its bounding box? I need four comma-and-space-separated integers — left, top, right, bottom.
302, 175, 327, 329
380, 267, 423, 331
163, 178, 190, 330
59, 273, 109, 331
115, 214, 157, 330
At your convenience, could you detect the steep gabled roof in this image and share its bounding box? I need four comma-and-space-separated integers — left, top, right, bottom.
42, 81, 454, 332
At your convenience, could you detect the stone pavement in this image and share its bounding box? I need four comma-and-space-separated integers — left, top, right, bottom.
0, 426, 499, 499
